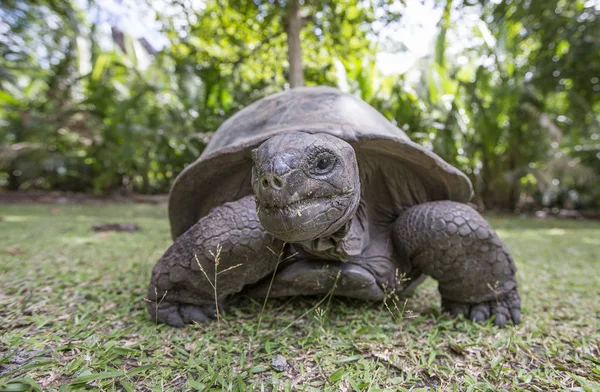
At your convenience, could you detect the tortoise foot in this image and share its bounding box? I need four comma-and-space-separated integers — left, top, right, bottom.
148, 301, 217, 327
442, 288, 521, 328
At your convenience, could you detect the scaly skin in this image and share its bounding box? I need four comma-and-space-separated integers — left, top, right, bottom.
146, 195, 284, 327
393, 201, 521, 327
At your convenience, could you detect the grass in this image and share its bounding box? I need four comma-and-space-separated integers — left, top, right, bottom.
0, 203, 599, 391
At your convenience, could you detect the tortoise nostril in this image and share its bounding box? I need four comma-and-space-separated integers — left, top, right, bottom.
260, 175, 284, 190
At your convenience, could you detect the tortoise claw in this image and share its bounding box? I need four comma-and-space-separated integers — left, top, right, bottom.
442, 288, 521, 328
148, 301, 216, 327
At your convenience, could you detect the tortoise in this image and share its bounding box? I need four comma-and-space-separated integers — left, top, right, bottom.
146, 86, 521, 328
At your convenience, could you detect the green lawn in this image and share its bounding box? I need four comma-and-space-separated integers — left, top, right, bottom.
1, 203, 599, 391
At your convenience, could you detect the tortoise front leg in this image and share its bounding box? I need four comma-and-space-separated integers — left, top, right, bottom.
146, 195, 284, 327
393, 201, 521, 327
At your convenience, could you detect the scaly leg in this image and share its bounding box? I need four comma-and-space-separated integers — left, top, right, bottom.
393, 201, 521, 327
146, 195, 285, 327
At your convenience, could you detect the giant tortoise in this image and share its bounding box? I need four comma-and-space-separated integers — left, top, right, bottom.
146, 86, 521, 328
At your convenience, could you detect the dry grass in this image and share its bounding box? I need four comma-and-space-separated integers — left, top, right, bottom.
0, 204, 599, 391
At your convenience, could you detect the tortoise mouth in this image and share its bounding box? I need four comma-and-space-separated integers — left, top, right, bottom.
258, 196, 334, 216
256, 194, 357, 242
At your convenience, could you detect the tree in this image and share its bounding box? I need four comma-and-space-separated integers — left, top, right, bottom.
482, 0, 600, 208
160, 0, 388, 93
0, 1, 210, 193
351, 0, 599, 209
285, 0, 304, 87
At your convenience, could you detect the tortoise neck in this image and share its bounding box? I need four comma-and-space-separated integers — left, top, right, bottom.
296, 200, 368, 260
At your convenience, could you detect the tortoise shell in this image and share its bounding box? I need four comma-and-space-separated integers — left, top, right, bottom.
169, 86, 472, 239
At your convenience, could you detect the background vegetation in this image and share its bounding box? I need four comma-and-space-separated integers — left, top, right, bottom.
1, 0, 599, 210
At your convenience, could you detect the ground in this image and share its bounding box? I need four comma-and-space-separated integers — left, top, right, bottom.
0, 203, 598, 392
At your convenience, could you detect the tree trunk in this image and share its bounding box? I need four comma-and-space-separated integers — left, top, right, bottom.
285, 0, 304, 88
481, 151, 492, 210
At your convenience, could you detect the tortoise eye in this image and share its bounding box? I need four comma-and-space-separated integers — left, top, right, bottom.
311, 154, 336, 175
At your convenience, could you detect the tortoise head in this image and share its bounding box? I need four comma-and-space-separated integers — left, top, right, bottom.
251, 131, 361, 242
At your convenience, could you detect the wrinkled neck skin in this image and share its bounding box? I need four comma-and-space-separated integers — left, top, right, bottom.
295, 200, 369, 261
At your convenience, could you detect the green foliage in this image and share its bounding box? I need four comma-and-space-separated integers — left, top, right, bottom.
349, 0, 599, 209
0, 1, 208, 193
0, 0, 375, 193
480, 0, 600, 208
0, 0, 598, 209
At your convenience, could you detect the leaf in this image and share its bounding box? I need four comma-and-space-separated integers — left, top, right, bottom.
329, 368, 345, 382
120, 380, 135, 392
187, 379, 206, 389
435, 0, 452, 67
21, 377, 43, 391
219, 88, 233, 111
91, 54, 109, 81
249, 365, 267, 374
127, 364, 154, 376
427, 350, 437, 365
0, 349, 18, 365
355, 326, 369, 335
0, 382, 31, 392
71, 371, 125, 384
336, 355, 362, 363
568, 372, 600, 391
0, 90, 19, 106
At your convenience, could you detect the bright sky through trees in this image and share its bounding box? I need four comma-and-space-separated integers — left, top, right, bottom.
93, 0, 442, 74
